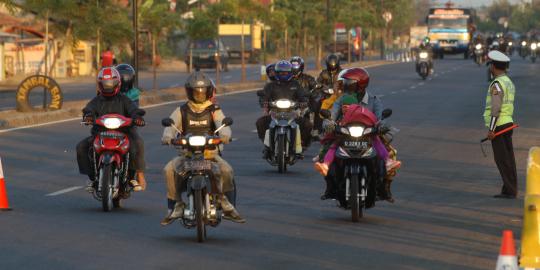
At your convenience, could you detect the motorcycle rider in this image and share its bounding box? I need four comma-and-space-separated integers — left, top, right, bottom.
417, 37, 434, 73
76, 67, 147, 192
256, 60, 312, 158
116, 64, 141, 107
266, 63, 277, 82
317, 54, 342, 89
290, 56, 320, 137
160, 71, 245, 225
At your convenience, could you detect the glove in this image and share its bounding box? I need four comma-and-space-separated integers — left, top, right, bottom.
134, 118, 145, 127
322, 119, 336, 134
83, 115, 94, 125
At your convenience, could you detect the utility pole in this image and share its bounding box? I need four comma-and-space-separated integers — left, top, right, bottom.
241, 20, 246, 82
133, 0, 139, 89
43, 9, 49, 109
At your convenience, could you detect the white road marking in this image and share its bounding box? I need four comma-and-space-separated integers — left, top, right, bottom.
418, 82, 425, 86
46, 186, 83, 196
428, 78, 433, 81
401, 89, 407, 92
251, 129, 258, 133
409, 85, 416, 89
0, 88, 263, 133
391, 91, 397, 94
378, 94, 385, 97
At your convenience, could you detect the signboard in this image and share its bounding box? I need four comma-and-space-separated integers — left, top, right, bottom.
16, 75, 63, 112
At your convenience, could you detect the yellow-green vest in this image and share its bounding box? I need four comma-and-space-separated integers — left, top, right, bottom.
484, 74, 515, 128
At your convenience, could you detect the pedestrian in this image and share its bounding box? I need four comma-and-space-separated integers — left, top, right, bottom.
484, 50, 517, 199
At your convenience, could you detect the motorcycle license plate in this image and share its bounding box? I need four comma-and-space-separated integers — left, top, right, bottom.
185, 160, 212, 171
344, 141, 368, 149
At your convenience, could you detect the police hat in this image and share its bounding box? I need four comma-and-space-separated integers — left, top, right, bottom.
488, 50, 510, 63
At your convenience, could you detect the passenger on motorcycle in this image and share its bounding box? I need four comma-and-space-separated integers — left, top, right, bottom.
266, 63, 277, 82
160, 71, 245, 225
116, 63, 141, 107
76, 67, 147, 192
256, 60, 313, 158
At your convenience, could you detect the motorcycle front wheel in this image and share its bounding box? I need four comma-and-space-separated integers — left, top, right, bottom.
100, 164, 114, 212
277, 134, 287, 173
194, 189, 206, 243
349, 174, 361, 222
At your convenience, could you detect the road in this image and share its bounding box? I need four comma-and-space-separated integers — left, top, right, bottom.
0, 56, 537, 269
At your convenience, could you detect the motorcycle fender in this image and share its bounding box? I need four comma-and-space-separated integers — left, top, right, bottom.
277, 119, 289, 127
269, 119, 278, 129
189, 175, 207, 190
277, 126, 288, 135
98, 152, 121, 167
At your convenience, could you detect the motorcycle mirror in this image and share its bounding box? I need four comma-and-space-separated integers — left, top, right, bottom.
222, 117, 233, 126
320, 109, 331, 119
161, 118, 174, 127
382, 109, 392, 119
256, 90, 265, 97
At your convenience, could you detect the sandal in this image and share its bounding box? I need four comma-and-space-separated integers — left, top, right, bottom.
130, 180, 143, 192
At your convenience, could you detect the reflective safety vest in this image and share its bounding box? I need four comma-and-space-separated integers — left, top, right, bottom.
484, 74, 515, 128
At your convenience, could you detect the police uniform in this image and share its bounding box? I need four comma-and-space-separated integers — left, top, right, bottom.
483, 51, 517, 198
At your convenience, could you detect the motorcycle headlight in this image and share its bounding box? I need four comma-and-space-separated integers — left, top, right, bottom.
531, 43, 537, 50
348, 126, 365, 138
419, 52, 428, 59
475, 44, 482, 50
522, 41, 527, 46
537, 42, 540, 47
275, 99, 293, 109
326, 88, 334, 94
508, 42, 513, 46
103, 117, 124, 129
188, 136, 206, 146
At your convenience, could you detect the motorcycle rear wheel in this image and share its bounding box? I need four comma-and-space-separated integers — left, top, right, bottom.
101, 164, 114, 212
195, 190, 206, 243
350, 174, 361, 222
277, 134, 287, 173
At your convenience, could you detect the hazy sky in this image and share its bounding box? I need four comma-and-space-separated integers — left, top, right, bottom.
440, 0, 521, 7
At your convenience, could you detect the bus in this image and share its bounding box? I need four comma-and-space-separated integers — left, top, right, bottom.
427, 3, 474, 59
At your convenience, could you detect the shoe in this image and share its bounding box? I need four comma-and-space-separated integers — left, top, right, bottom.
160, 203, 185, 226
320, 191, 337, 200
295, 153, 304, 160
386, 159, 401, 172
130, 180, 143, 192
223, 209, 246, 223
85, 180, 96, 193
314, 162, 329, 176
136, 171, 147, 191
493, 193, 516, 199
262, 147, 271, 159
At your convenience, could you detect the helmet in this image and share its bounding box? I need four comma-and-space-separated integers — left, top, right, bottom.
422, 36, 430, 46
115, 64, 135, 92
185, 71, 215, 104
266, 63, 276, 81
325, 54, 340, 72
97, 67, 121, 97
340, 67, 370, 93
289, 56, 305, 76
274, 60, 293, 82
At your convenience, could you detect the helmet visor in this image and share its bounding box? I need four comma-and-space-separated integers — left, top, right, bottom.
342, 78, 358, 93
193, 87, 207, 103
101, 79, 118, 95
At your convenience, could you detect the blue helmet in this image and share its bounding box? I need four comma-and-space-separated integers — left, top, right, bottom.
265, 63, 276, 81
274, 60, 293, 82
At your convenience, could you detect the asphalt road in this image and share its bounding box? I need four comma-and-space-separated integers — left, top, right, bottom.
0, 56, 538, 269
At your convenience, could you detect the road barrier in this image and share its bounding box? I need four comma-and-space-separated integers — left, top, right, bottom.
0, 157, 12, 211
520, 147, 540, 269
496, 230, 519, 270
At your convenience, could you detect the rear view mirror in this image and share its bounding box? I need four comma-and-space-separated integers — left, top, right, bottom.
161, 118, 174, 127
382, 109, 392, 120
222, 117, 233, 127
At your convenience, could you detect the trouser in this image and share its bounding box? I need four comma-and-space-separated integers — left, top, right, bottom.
256, 115, 313, 147
76, 131, 145, 180
163, 154, 234, 202
491, 123, 518, 196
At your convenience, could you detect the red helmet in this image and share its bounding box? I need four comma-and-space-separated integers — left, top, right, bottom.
97, 67, 121, 97
341, 67, 369, 93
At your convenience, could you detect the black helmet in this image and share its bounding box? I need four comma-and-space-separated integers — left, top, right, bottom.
115, 64, 135, 93
266, 63, 276, 81
185, 71, 215, 103
290, 56, 304, 76
325, 54, 340, 72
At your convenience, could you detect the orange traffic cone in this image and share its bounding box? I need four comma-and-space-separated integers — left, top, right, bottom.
0, 157, 12, 211
495, 230, 518, 270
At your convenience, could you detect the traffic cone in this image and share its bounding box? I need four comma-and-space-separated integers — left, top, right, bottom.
495, 230, 518, 270
0, 157, 12, 211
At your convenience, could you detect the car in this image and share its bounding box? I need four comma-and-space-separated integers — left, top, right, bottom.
184, 39, 229, 72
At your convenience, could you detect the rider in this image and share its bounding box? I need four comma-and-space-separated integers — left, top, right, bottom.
266, 63, 277, 82
160, 71, 245, 225
116, 63, 141, 107
317, 54, 342, 88
418, 37, 434, 73
76, 67, 147, 192
290, 56, 320, 138
256, 60, 312, 158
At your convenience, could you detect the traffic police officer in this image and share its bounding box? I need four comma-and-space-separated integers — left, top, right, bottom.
484, 50, 517, 199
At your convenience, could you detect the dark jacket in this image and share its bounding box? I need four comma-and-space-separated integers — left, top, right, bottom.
316, 68, 342, 89
82, 94, 143, 134
294, 73, 317, 93
262, 80, 308, 104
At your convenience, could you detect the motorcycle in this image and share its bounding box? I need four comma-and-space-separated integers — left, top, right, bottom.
320, 108, 393, 222
161, 117, 236, 243
530, 42, 537, 63
507, 41, 514, 56
259, 95, 302, 173
474, 43, 485, 66
85, 113, 144, 212
310, 85, 335, 137
520, 41, 529, 59
416, 50, 430, 80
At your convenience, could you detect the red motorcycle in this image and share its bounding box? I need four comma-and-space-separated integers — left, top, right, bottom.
88, 114, 140, 211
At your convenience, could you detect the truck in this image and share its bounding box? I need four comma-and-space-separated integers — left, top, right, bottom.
218, 24, 262, 63
326, 23, 362, 61
427, 2, 474, 59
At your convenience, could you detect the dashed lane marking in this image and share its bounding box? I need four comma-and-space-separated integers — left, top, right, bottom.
46, 186, 83, 196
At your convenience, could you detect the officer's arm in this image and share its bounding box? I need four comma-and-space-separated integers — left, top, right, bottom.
489, 83, 504, 132
162, 107, 182, 144
213, 108, 232, 143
